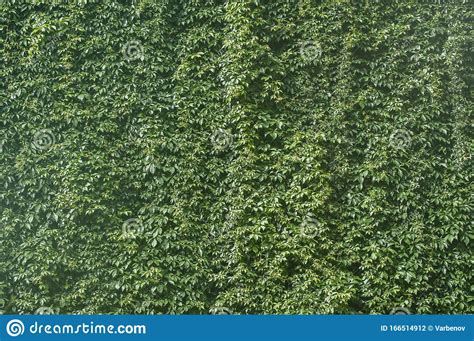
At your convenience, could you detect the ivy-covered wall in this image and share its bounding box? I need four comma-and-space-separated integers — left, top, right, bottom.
0, 0, 472, 315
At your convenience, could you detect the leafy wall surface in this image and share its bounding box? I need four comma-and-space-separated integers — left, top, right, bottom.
0, 0, 472, 314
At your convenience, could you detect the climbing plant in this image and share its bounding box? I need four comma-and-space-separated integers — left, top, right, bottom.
0, 0, 472, 314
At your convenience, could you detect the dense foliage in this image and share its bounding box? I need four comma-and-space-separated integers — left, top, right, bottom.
0, 0, 472, 315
